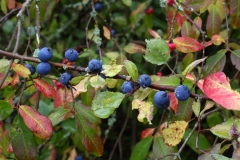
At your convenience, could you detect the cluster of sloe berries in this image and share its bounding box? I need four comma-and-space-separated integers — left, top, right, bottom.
121, 74, 191, 110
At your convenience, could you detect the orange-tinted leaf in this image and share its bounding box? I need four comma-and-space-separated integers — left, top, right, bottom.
230, 0, 240, 15
206, 5, 221, 37
203, 41, 213, 48
66, 76, 89, 102
202, 72, 240, 110
123, 43, 146, 54
181, 21, 194, 38
169, 92, 178, 114
141, 128, 154, 139
10, 73, 19, 86
29, 92, 38, 105
197, 79, 204, 91
33, 78, 56, 98
11, 63, 30, 78
192, 16, 202, 39
6, 0, 16, 10
230, 14, 240, 29
147, 28, 160, 38
19, 105, 53, 139
103, 26, 111, 40
0, 73, 12, 89
173, 37, 203, 53
211, 35, 225, 45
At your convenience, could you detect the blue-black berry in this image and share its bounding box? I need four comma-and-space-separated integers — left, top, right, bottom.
138, 74, 151, 88
75, 155, 83, 160
36, 62, 51, 75
38, 47, 53, 62
121, 81, 134, 94
174, 84, 190, 101
25, 64, 36, 75
94, 3, 102, 11
64, 49, 78, 62
60, 72, 73, 86
88, 59, 102, 73
154, 91, 170, 110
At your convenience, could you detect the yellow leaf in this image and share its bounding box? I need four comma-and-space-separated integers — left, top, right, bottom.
12, 63, 31, 78
162, 121, 188, 146
132, 99, 154, 125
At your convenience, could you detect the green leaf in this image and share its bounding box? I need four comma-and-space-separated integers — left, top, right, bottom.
124, 60, 138, 81
48, 107, 70, 126
75, 102, 101, 124
203, 49, 226, 76
206, 5, 221, 37
70, 76, 85, 86
0, 59, 10, 72
175, 98, 194, 121
198, 143, 221, 160
89, 75, 105, 88
134, 87, 152, 101
102, 64, 123, 77
105, 78, 118, 88
152, 136, 175, 160
76, 112, 103, 156
1, 0, 7, 14
184, 129, 210, 154
210, 117, 240, 140
144, 38, 170, 65
92, 91, 125, 119
130, 136, 153, 160
211, 154, 234, 160
123, 43, 145, 54
0, 100, 13, 120
0, 130, 10, 156
12, 115, 37, 160
231, 50, 240, 71
158, 75, 193, 88
182, 57, 207, 76
122, 0, 132, 6
192, 98, 200, 117
81, 85, 95, 106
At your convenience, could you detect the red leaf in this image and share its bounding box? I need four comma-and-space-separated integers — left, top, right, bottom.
211, 35, 225, 45
169, 92, 178, 114
141, 128, 154, 139
0, 73, 12, 89
6, 0, 16, 10
202, 72, 240, 110
29, 92, 38, 105
10, 73, 19, 86
206, 5, 221, 37
173, 37, 203, 53
123, 43, 146, 54
197, 79, 204, 91
54, 88, 70, 108
11, 63, 30, 78
147, 28, 160, 38
19, 105, 53, 139
33, 78, 56, 98
103, 26, 111, 40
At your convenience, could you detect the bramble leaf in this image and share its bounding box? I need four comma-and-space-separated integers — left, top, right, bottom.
132, 99, 154, 125
123, 43, 146, 54
202, 72, 240, 110
12, 115, 37, 160
124, 60, 138, 81
92, 91, 125, 118
173, 37, 203, 53
76, 112, 103, 156
0, 100, 13, 120
48, 107, 70, 126
130, 136, 153, 160
162, 121, 188, 146
19, 105, 53, 139
144, 38, 170, 65
152, 136, 175, 160
33, 78, 56, 98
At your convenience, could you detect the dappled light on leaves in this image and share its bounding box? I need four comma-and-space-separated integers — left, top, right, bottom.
162, 121, 188, 146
